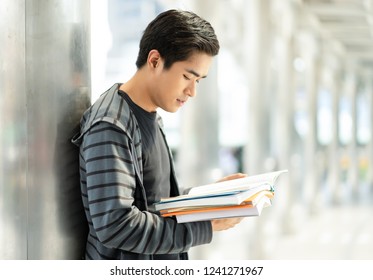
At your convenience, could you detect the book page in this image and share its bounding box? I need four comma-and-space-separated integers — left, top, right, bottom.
188, 169, 288, 196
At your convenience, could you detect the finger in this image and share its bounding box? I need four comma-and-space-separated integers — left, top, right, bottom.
217, 173, 247, 182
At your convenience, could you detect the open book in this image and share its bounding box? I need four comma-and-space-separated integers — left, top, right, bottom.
155, 169, 288, 223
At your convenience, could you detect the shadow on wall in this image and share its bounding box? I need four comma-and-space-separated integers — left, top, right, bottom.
53, 23, 91, 259
54, 89, 90, 259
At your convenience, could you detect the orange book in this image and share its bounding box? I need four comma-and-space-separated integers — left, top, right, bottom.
170, 195, 272, 223
160, 190, 274, 216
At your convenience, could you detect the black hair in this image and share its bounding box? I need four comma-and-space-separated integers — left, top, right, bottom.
135, 9, 220, 69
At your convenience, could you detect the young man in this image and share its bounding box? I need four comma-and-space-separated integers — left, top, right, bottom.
72, 9, 243, 260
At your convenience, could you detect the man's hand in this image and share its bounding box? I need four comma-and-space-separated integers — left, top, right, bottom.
216, 173, 247, 183
211, 172, 248, 231
211, 217, 244, 231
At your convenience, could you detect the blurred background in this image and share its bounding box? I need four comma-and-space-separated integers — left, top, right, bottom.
1, 0, 373, 259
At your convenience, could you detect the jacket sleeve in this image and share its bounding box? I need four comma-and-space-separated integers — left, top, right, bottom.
82, 121, 212, 255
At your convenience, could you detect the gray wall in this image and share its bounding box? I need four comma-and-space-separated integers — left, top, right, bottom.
0, 0, 91, 259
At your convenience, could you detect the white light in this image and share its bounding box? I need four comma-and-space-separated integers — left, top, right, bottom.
293, 57, 305, 72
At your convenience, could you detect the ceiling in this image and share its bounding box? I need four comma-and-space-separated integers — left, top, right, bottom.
301, 0, 373, 67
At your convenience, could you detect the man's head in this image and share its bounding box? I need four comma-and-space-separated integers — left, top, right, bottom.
136, 9, 220, 70
126, 9, 219, 113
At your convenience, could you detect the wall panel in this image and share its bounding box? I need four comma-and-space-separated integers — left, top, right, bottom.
0, 0, 27, 260
0, 0, 90, 259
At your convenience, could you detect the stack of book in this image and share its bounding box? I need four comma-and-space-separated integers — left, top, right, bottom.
155, 170, 288, 223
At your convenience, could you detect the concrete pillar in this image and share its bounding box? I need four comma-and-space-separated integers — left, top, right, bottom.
273, 1, 297, 234
365, 71, 373, 192
241, 0, 271, 259
0, 0, 91, 259
344, 64, 359, 201
328, 59, 342, 204
243, 0, 271, 175
302, 35, 320, 215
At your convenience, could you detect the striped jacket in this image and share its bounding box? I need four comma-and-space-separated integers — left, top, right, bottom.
72, 83, 212, 260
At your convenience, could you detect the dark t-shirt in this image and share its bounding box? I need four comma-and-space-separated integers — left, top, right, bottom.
120, 90, 180, 260
119, 90, 171, 209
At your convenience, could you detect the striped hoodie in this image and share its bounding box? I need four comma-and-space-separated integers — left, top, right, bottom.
72, 83, 213, 260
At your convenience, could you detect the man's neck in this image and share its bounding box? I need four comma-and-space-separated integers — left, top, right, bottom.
119, 71, 156, 113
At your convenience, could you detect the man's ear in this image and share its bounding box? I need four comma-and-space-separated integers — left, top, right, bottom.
147, 49, 162, 69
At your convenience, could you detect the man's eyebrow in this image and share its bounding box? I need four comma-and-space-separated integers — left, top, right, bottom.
186, 69, 207, 78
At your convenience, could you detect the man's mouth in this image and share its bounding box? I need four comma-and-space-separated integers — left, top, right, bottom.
177, 99, 186, 106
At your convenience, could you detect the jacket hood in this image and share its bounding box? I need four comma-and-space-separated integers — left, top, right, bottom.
72, 83, 136, 146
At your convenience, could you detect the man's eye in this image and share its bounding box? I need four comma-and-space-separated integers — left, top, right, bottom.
183, 74, 191, 80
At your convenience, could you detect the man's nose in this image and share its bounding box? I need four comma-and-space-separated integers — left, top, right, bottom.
186, 83, 197, 97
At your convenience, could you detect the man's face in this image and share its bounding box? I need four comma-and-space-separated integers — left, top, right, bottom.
151, 52, 213, 113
